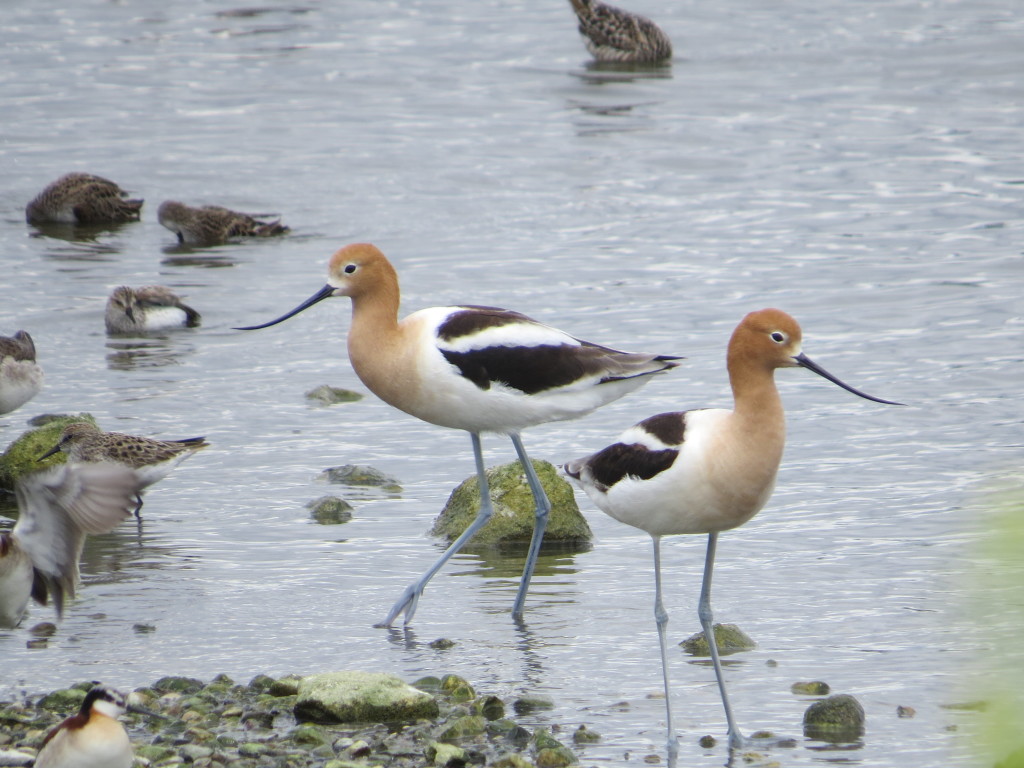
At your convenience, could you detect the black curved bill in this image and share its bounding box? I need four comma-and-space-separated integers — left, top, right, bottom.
234, 284, 336, 331
795, 353, 904, 406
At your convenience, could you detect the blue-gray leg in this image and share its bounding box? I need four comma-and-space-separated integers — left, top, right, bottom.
509, 432, 551, 618
376, 432, 495, 627
698, 532, 746, 748
652, 535, 680, 760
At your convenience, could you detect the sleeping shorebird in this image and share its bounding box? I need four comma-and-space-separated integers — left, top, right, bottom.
564, 308, 902, 754
568, 0, 673, 64
157, 200, 289, 247
237, 242, 680, 626
0, 330, 43, 415
25, 173, 143, 225
33, 684, 159, 768
0, 462, 143, 629
105, 286, 202, 335
39, 422, 209, 518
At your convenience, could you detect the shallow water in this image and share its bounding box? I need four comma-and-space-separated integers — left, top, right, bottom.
1, 1, 1022, 765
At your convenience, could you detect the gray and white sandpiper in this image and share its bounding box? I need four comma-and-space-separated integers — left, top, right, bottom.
157, 200, 289, 247
26, 173, 143, 225
0, 330, 43, 415
105, 286, 202, 335
39, 422, 209, 518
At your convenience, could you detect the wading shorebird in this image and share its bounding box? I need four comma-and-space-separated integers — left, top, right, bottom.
236, 242, 680, 626
568, 0, 673, 64
33, 684, 160, 768
0, 330, 43, 415
0, 462, 143, 629
105, 285, 202, 335
39, 422, 209, 518
157, 200, 289, 247
564, 308, 902, 755
25, 173, 143, 225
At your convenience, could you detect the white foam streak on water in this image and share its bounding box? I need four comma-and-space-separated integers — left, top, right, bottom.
1, 1, 1022, 765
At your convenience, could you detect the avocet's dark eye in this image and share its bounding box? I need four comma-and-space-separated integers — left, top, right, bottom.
344, 263, 357, 274
770, 331, 786, 343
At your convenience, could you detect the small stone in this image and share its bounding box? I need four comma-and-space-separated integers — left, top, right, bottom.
37, 689, 86, 711
290, 724, 329, 745
429, 638, 457, 650
426, 741, 466, 766
474, 695, 505, 721
803, 694, 866, 742
237, 742, 266, 757
152, 676, 204, 694
440, 674, 475, 702
305, 385, 363, 405
679, 623, 756, 656
513, 695, 554, 715
25, 639, 47, 649
322, 465, 402, 492
572, 724, 600, 744
248, 674, 277, 692
493, 756, 533, 768
28, 622, 57, 637
306, 496, 354, 525
896, 705, 916, 718
790, 681, 830, 696
698, 734, 716, 748
133, 623, 157, 634
268, 676, 302, 697
136, 745, 177, 762
536, 746, 577, 767
438, 715, 487, 741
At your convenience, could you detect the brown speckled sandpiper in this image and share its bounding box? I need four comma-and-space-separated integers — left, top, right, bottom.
157, 200, 289, 246
26, 173, 143, 225
568, 0, 672, 64
39, 422, 209, 517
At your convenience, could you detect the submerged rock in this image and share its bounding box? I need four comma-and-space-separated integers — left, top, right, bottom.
791, 681, 831, 696
294, 671, 439, 723
322, 464, 402, 492
679, 623, 756, 656
305, 385, 363, 405
432, 459, 591, 548
803, 693, 865, 742
306, 495, 354, 524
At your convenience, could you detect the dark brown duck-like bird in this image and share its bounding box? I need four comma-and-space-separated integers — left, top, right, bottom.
568, 0, 672, 64
26, 173, 144, 225
157, 200, 289, 247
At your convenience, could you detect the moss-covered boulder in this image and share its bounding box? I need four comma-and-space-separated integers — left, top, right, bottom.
306, 495, 354, 524
293, 671, 439, 724
431, 459, 591, 548
679, 623, 756, 656
0, 414, 96, 490
803, 693, 865, 742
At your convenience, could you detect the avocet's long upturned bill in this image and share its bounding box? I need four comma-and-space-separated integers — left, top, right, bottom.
236, 243, 680, 626
564, 308, 902, 754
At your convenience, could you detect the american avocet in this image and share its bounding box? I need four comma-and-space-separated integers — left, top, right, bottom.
25, 173, 143, 225
568, 0, 673, 64
236, 242, 680, 626
105, 286, 202, 335
564, 308, 902, 753
33, 684, 158, 768
157, 200, 289, 246
39, 422, 209, 518
0, 463, 142, 629
0, 330, 43, 415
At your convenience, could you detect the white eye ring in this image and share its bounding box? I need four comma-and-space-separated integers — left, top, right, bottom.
770, 331, 786, 343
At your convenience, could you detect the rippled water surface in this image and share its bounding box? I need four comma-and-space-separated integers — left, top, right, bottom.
2, 1, 1022, 766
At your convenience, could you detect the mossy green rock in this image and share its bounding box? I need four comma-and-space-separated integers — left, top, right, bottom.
432, 459, 591, 548
536, 746, 577, 767
803, 693, 865, 741
426, 741, 466, 766
323, 465, 402, 492
679, 623, 756, 656
37, 688, 87, 712
791, 681, 831, 696
294, 671, 439, 724
306, 495, 354, 524
438, 714, 487, 740
440, 674, 475, 702
0, 414, 96, 491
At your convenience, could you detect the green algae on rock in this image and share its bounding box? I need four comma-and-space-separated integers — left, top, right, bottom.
679, 623, 756, 656
0, 414, 96, 490
802, 693, 865, 741
294, 671, 439, 723
432, 459, 591, 549
305, 385, 363, 405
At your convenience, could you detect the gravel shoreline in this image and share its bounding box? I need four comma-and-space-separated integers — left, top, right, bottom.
0, 673, 606, 768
